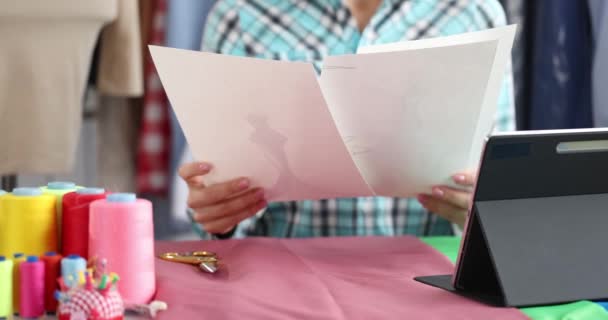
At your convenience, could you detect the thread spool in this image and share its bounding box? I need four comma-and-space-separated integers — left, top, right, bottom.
12, 252, 26, 314
0, 188, 57, 257
61, 255, 87, 289
41, 181, 78, 251
20, 256, 45, 318
89, 193, 155, 304
0, 189, 5, 317
40, 252, 62, 313
0, 256, 13, 318
62, 188, 108, 258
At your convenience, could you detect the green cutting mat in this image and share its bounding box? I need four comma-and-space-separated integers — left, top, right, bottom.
420, 236, 608, 320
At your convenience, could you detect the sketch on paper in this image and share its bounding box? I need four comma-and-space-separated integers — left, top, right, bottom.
246, 114, 322, 199
343, 135, 372, 156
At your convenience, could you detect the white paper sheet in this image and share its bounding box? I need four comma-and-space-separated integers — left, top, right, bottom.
149, 48, 373, 201
150, 25, 516, 201
358, 25, 517, 171
320, 40, 498, 196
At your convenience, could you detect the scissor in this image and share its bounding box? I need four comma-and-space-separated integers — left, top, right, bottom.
158, 251, 219, 274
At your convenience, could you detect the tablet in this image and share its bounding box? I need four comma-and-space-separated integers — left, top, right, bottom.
416, 128, 608, 307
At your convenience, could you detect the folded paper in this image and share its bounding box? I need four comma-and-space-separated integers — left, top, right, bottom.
149, 26, 516, 201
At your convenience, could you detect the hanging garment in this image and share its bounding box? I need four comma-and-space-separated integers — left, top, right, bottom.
529, 0, 594, 129
0, 1, 117, 175
136, 0, 171, 194
589, 0, 608, 127
499, 0, 533, 130
95, 0, 145, 193
166, 0, 215, 51
96, 0, 144, 97
589, 0, 606, 35
139, 0, 157, 66
97, 96, 141, 192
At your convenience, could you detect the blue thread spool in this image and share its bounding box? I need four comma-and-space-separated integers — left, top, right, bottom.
60, 255, 86, 288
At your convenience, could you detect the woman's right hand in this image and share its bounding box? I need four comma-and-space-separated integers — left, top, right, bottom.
179, 162, 267, 235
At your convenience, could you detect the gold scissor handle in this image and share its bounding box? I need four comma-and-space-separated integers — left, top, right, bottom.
159, 251, 218, 265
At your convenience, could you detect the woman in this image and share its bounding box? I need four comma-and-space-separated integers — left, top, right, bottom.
180, 0, 515, 238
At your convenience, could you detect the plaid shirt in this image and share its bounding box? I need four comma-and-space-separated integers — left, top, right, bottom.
192, 0, 515, 238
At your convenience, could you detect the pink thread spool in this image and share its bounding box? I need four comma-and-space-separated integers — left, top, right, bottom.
20, 256, 45, 318
89, 193, 155, 304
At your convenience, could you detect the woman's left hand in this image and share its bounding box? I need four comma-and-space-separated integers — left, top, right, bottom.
417, 170, 476, 227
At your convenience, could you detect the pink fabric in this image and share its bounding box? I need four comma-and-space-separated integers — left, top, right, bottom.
154, 236, 528, 320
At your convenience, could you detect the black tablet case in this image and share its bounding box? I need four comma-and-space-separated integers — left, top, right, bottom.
415, 130, 608, 307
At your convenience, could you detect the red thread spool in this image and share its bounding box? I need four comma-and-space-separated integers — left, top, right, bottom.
62, 189, 108, 258
40, 252, 62, 312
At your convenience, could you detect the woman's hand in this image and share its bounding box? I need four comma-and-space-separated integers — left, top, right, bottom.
417, 170, 476, 227
179, 162, 267, 234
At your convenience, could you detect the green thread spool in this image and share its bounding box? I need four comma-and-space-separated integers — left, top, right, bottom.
41, 181, 79, 250
99, 274, 108, 290
0, 256, 13, 317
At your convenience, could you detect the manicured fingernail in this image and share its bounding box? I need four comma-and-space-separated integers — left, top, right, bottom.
255, 189, 265, 200
417, 195, 428, 204
454, 174, 466, 183
432, 187, 444, 197
237, 178, 250, 190
199, 163, 211, 171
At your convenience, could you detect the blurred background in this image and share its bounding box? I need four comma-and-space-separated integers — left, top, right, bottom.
1, 0, 606, 240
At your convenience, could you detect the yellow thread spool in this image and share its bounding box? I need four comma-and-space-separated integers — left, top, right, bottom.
78, 271, 85, 285
86, 268, 96, 286
0, 256, 13, 318
12, 253, 25, 314
0, 188, 57, 257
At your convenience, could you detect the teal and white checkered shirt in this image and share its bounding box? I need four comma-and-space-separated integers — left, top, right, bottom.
192, 0, 515, 238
